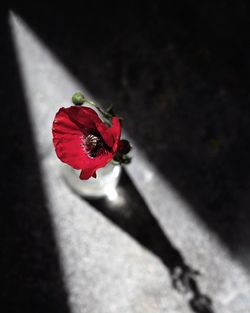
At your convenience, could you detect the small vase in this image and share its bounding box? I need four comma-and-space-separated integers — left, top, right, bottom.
61, 162, 122, 199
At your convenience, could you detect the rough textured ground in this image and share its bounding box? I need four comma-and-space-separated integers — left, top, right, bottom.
1, 3, 250, 313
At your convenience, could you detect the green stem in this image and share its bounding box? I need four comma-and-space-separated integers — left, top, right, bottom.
85, 99, 112, 125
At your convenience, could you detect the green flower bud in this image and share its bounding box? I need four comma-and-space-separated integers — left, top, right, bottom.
72, 92, 85, 105
121, 154, 132, 164
112, 153, 132, 165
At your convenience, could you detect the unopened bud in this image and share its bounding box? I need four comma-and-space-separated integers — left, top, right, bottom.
117, 139, 131, 155
72, 92, 85, 105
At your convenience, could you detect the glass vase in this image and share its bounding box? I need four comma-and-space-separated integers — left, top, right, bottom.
61, 162, 122, 199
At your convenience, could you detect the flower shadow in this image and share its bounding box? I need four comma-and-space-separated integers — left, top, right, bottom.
86, 169, 215, 313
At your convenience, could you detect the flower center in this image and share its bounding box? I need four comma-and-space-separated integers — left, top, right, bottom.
84, 134, 105, 157
85, 134, 99, 148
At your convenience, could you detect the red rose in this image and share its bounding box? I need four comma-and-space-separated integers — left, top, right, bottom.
52, 106, 121, 180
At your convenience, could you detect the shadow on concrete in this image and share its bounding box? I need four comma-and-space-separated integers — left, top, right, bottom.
0, 9, 71, 313
9, 0, 250, 275
87, 170, 214, 313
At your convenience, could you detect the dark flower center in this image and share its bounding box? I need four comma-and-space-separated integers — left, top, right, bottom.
84, 134, 107, 157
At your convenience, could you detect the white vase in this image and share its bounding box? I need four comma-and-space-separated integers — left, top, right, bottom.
61, 162, 122, 198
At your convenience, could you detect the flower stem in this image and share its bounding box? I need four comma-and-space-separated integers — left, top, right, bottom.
85, 99, 112, 125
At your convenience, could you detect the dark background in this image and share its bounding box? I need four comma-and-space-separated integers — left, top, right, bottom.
1, 1, 250, 312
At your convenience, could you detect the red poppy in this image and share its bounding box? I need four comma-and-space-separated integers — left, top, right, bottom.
52, 106, 121, 180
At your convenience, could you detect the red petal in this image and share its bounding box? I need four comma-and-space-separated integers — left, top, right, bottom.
109, 117, 121, 152
78, 150, 113, 180
79, 169, 97, 180
80, 168, 95, 180
65, 106, 102, 131
52, 107, 97, 169
96, 117, 121, 151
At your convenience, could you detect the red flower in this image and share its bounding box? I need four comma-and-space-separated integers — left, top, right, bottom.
52, 106, 121, 180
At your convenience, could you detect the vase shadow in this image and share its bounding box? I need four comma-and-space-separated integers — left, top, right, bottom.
85, 169, 215, 313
